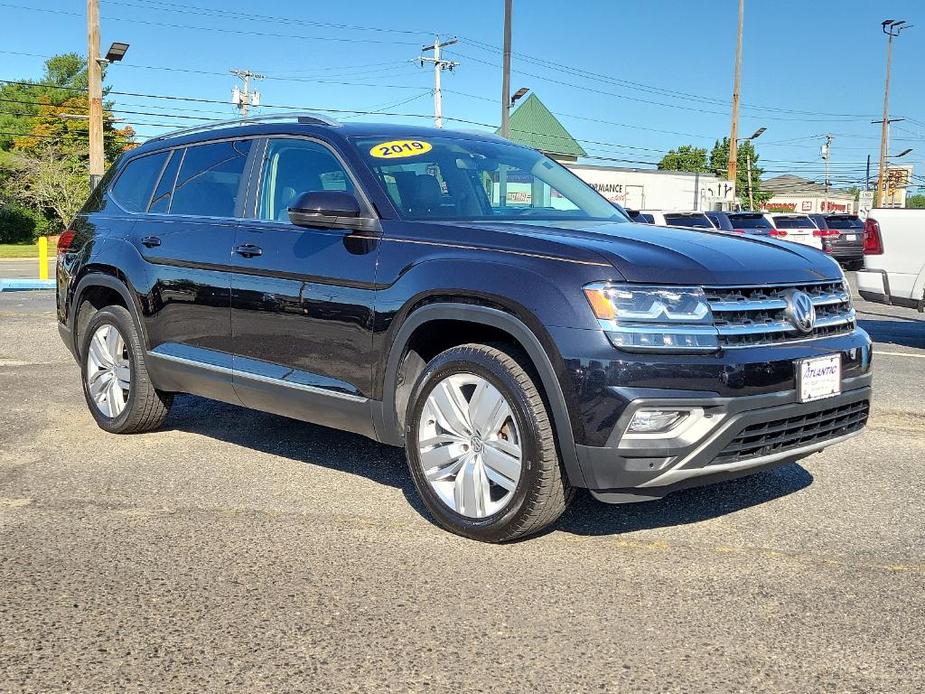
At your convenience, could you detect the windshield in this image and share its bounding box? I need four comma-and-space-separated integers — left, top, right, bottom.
352, 135, 625, 222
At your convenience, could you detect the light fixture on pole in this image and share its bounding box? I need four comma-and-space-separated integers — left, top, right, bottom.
102, 41, 129, 64
511, 87, 529, 107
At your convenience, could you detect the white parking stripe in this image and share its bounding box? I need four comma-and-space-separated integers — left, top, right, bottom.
873, 350, 925, 359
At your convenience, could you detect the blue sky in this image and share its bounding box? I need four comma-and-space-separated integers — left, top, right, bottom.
2, 0, 924, 189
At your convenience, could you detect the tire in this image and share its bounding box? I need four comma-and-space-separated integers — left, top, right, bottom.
80, 305, 173, 434
404, 343, 571, 542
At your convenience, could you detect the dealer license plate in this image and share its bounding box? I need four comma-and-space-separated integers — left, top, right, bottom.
844, 234, 857, 241
797, 355, 841, 402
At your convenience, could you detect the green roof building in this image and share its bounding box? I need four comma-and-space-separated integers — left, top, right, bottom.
497, 93, 587, 162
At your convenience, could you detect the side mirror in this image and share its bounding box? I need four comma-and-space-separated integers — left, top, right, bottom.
288, 191, 378, 232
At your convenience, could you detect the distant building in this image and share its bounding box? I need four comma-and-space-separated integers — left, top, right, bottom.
762, 175, 856, 214
498, 92, 735, 210
566, 164, 735, 211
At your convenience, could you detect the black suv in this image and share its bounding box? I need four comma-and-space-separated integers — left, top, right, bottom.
808, 214, 865, 269
57, 116, 872, 542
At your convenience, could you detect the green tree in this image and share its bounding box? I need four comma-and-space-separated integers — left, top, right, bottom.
0, 52, 92, 151
709, 138, 770, 209
906, 194, 925, 209
658, 145, 709, 173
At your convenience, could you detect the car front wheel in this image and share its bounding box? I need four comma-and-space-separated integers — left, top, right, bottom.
405, 343, 571, 542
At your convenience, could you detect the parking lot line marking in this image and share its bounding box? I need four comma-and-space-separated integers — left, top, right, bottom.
873, 350, 925, 359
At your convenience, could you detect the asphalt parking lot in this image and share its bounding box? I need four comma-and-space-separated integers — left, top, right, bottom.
1, 284, 923, 693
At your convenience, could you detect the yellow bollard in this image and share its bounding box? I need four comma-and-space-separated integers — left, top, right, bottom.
38, 236, 49, 281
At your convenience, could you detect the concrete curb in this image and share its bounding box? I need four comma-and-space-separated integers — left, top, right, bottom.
0, 279, 56, 292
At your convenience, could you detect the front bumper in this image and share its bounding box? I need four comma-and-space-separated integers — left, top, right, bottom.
577, 379, 871, 502
547, 323, 872, 495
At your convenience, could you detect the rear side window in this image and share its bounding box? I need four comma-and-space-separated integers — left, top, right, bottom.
729, 214, 771, 229
110, 151, 169, 212
148, 149, 182, 214
773, 215, 814, 229
706, 213, 733, 231
825, 216, 864, 229
664, 213, 713, 228
170, 140, 252, 218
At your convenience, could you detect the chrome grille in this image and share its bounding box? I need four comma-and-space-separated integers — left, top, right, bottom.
705, 281, 856, 347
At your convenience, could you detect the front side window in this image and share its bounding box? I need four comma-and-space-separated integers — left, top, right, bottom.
352, 135, 624, 222
170, 139, 251, 218
111, 151, 168, 212
257, 138, 354, 222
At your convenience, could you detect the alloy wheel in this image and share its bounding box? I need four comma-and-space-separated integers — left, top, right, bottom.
417, 372, 523, 518
85, 324, 131, 418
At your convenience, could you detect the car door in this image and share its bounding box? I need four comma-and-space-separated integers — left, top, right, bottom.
132, 138, 255, 403
229, 136, 380, 436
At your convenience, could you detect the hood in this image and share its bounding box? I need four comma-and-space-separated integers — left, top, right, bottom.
464, 219, 842, 285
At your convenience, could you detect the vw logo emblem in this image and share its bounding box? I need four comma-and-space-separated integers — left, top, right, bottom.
785, 290, 816, 334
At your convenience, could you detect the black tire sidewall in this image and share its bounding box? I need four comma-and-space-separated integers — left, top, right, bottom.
405, 346, 549, 542
79, 306, 139, 433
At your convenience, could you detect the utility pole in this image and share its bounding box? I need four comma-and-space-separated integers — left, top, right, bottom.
87, 0, 104, 190
231, 69, 264, 118
821, 134, 833, 212
419, 37, 458, 128
727, 0, 744, 188
500, 0, 513, 138
746, 152, 754, 210
876, 19, 910, 207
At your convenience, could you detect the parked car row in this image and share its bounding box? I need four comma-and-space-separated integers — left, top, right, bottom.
625, 208, 864, 269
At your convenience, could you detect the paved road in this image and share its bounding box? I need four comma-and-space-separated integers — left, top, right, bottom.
1, 291, 923, 693
0, 258, 56, 280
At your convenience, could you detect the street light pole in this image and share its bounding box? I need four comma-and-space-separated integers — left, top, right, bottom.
87, 0, 104, 190
500, 0, 513, 138
737, 127, 764, 211
876, 19, 910, 207
727, 0, 744, 187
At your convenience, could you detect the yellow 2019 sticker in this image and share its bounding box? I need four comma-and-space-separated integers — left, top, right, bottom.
370, 139, 432, 159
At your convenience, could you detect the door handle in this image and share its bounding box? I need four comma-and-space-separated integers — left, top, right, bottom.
140, 236, 161, 248
234, 243, 263, 258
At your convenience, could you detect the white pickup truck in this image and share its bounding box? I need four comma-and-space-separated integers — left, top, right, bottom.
856, 208, 925, 311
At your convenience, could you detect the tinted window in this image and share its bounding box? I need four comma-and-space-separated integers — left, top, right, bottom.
111, 151, 168, 212
638, 213, 654, 224
728, 214, 772, 229
664, 213, 713, 228
706, 212, 734, 231
148, 149, 181, 214
170, 140, 251, 217
258, 138, 354, 222
825, 216, 864, 229
773, 215, 815, 229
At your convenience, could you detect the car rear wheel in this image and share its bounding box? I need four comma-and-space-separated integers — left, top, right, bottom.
80, 305, 173, 434
405, 343, 571, 542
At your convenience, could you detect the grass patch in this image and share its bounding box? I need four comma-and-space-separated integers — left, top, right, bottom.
0, 243, 44, 259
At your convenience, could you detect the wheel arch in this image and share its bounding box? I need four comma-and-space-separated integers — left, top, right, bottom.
70, 269, 148, 359
374, 302, 587, 487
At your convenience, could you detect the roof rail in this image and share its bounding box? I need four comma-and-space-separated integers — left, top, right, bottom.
146, 113, 341, 143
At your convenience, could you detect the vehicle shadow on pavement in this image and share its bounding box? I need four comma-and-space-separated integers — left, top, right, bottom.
165, 395, 814, 538
552, 464, 814, 537
164, 395, 426, 513
857, 318, 925, 349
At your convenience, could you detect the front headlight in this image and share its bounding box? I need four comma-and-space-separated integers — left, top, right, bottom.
583, 283, 720, 352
